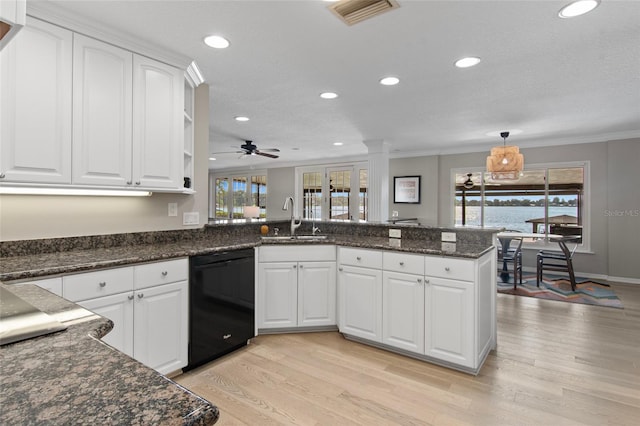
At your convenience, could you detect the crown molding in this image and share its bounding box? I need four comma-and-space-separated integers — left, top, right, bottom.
27, 2, 191, 69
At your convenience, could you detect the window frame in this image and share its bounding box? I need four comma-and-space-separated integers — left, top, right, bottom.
451, 161, 591, 252
209, 169, 268, 221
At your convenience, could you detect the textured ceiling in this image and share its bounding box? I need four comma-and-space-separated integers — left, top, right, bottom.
38, 0, 640, 170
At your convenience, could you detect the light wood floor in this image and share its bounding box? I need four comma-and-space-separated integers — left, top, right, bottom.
176, 283, 640, 425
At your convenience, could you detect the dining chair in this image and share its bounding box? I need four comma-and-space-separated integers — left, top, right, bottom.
536, 239, 578, 291
498, 237, 523, 289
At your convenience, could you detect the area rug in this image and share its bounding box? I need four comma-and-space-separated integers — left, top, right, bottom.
497, 274, 623, 308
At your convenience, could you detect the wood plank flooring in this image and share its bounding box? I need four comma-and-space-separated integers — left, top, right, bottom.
175, 283, 640, 425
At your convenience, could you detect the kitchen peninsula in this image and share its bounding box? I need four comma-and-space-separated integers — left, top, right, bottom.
0, 222, 497, 423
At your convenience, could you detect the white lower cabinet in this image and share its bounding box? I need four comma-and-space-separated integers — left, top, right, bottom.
382, 271, 424, 354
424, 276, 474, 367
257, 246, 336, 331
62, 258, 188, 375
338, 264, 382, 342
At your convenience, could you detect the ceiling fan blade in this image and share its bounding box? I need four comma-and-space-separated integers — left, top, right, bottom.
255, 151, 279, 159
259, 148, 280, 153
211, 150, 245, 155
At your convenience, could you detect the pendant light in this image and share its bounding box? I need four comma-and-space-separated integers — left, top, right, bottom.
486, 131, 524, 180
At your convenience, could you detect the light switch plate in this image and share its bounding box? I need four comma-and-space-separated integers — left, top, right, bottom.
442, 232, 456, 242
168, 203, 178, 217
389, 229, 401, 239
183, 212, 199, 225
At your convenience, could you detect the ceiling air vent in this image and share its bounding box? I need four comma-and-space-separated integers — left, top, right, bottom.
328, 0, 400, 26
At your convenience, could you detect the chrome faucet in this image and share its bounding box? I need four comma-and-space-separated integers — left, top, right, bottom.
282, 196, 302, 237
311, 211, 321, 235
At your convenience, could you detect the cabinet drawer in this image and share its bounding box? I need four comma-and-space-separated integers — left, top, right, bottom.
424, 256, 474, 281
259, 245, 336, 262
383, 251, 424, 275
338, 247, 382, 269
134, 258, 188, 290
64, 267, 134, 302
17, 277, 63, 297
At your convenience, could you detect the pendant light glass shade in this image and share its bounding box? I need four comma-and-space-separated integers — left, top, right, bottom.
486, 132, 524, 180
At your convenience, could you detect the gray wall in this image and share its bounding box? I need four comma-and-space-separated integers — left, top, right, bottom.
0, 84, 211, 241
388, 155, 439, 226
265, 167, 296, 221
607, 140, 640, 281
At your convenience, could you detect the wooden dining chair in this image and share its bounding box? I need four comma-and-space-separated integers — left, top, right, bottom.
536, 239, 577, 291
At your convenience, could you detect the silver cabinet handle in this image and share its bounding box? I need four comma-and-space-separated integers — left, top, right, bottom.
161, 271, 168, 276
356, 256, 361, 261
445, 267, 450, 272
128, 295, 134, 300
399, 262, 405, 266
293, 264, 297, 269
339, 267, 343, 271
0, 173, 5, 179
126, 180, 132, 185
135, 181, 140, 185
223, 334, 232, 340
425, 279, 430, 284
99, 281, 106, 287
299, 264, 304, 268
137, 293, 144, 299
417, 278, 422, 284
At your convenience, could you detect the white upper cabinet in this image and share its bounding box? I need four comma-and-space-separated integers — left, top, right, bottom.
0, 17, 72, 183
72, 34, 133, 186
133, 55, 183, 189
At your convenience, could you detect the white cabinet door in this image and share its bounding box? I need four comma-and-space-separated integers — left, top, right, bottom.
72, 34, 133, 186
257, 262, 297, 329
338, 265, 382, 342
298, 261, 336, 327
80, 292, 134, 357
133, 280, 188, 375
424, 276, 474, 368
132, 55, 183, 189
382, 271, 425, 354
0, 17, 72, 183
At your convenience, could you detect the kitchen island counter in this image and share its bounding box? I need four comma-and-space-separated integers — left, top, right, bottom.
0, 284, 219, 425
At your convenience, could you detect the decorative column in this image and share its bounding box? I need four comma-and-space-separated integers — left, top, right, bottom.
363, 139, 390, 222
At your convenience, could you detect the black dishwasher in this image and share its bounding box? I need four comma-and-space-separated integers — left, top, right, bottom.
186, 249, 255, 371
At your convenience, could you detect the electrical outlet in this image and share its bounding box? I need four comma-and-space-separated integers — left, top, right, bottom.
183, 212, 199, 225
442, 232, 456, 242
441, 242, 456, 252
389, 229, 401, 239
168, 203, 178, 217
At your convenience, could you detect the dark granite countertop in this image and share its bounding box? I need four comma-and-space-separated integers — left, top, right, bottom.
0, 234, 493, 282
0, 284, 219, 425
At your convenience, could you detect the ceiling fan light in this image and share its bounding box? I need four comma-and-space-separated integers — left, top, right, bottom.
320, 92, 338, 99
379, 76, 399, 86
234, 116, 249, 122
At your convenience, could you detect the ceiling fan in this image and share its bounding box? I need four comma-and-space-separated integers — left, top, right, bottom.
213, 140, 280, 159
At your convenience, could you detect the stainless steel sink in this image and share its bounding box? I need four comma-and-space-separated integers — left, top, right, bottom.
260, 235, 328, 241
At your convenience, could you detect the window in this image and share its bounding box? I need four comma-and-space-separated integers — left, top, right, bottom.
454, 162, 588, 247
211, 171, 267, 220
297, 162, 368, 222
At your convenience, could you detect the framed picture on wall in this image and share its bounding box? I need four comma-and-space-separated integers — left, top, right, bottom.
394, 176, 421, 204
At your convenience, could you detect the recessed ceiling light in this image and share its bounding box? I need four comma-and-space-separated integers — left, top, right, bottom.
333, 142, 344, 146
379, 76, 400, 86
234, 116, 249, 122
204, 35, 230, 49
558, 0, 600, 18
209, 157, 216, 161
455, 57, 481, 68
320, 92, 338, 99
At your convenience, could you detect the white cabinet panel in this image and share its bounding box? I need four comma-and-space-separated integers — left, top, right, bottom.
134, 258, 188, 290
382, 271, 424, 354
338, 264, 382, 342
338, 247, 382, 269
383, 251, 424, 275
257, 262, 298, 329
424, 256, 474, 281
133, 280, 188, 375
72, 34, 132, 186
0, 17, 71, 183
298, 261, 336, 327
80, 292, 134, 357
133, 55, 183, 189
63, 267, 134, 302
424, 276, 474, 368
